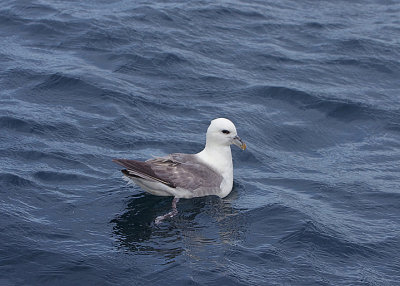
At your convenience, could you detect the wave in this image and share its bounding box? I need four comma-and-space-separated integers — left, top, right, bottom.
190, 4, 267, 20
0, 149, 90, 171
33, 170, 97, 184
279, 220, 379, 258
0, 115, 81, 139
0, 173, 36, 188
239, 85, 399, 122
33, 73, 101, 93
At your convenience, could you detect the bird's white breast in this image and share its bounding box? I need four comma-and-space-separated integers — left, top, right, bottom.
196, 146, 234, 198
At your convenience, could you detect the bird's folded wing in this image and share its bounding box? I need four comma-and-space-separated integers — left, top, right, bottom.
113, 153, 223, 192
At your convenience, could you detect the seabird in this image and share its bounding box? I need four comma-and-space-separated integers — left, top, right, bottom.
113, 118, 246, 224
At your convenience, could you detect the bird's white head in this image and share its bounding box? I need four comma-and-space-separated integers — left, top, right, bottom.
205, 118, 246, 150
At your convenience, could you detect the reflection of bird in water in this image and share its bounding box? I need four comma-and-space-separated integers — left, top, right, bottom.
111, 182, 246, 257
113, 118, 246, 224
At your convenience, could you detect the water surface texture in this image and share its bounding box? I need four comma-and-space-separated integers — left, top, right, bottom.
1, 0, 400, 285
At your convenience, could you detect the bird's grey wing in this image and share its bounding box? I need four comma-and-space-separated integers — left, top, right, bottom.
113, 154, 223, 195
148, 154, 223, 196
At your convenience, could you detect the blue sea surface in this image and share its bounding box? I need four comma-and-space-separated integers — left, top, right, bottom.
1, 0, 400, 285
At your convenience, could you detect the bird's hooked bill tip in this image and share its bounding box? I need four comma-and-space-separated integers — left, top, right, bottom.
233, 136, 246, 150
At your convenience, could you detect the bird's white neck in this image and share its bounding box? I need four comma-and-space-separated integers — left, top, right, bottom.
196, 144, 233, 176
196, 144, 234, 197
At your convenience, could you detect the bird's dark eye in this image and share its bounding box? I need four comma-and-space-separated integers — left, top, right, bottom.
222, 130, 230, 134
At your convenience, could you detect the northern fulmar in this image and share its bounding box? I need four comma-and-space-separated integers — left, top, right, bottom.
113, 118, 246, 224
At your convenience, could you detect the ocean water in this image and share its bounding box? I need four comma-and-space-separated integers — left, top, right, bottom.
1, 0, 400, 285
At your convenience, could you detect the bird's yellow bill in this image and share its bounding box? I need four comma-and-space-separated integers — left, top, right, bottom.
233, 136, 246, 150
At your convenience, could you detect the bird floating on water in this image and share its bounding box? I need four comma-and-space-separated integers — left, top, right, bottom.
113, 118, 246, 224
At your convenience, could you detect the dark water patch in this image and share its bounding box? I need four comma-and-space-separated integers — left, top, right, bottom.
0, 115, 81, 139
28, 72, 199, 119
0, 53, 13, 67
233, 148, 263, 169
304, 21, 333, 30
0, 7, 84, 43
386, 119, 400, 132
0, 149, 93, 172
239, 203, 307, 255
334, 37, 400, 58
28, 73, 124, 114
262, 177, 400, 220
80, 27, 132, 51
251, 51, 304, 65
240, 85, 389, 122
0, 116, 36, 134
27, 228, 74, 242
197, 74, 244, 88
240, 20, 338, 39
324, 57, 400, 77
5, 2, 58, 19
33, 73, 96, 92
264, 178, 328, 196
25, 22, 64, 38
192, 4, 267, 21
0, 13, 28, 33
112, 189, 244, 255
362, 191, 400, 216
1, 68, 45, 91
367, 235, 400, 256
321, 102, 373, 121
181, 191, 243, 224
111, 193, 184, 253
240, 85, 326, 106
0, 239, 128, 286
128, 5, 176, 25
26, 19, 86, 39
0, 173, 36, 189
279, 221, 379, 259
33, 171, 96, 184
143, 51, 188, 67
114, 51, 191, 80
268, 125, 322, 153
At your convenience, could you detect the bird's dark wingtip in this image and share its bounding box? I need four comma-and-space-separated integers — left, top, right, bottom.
121, 169, 141, 179
112, 159, 125, 167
